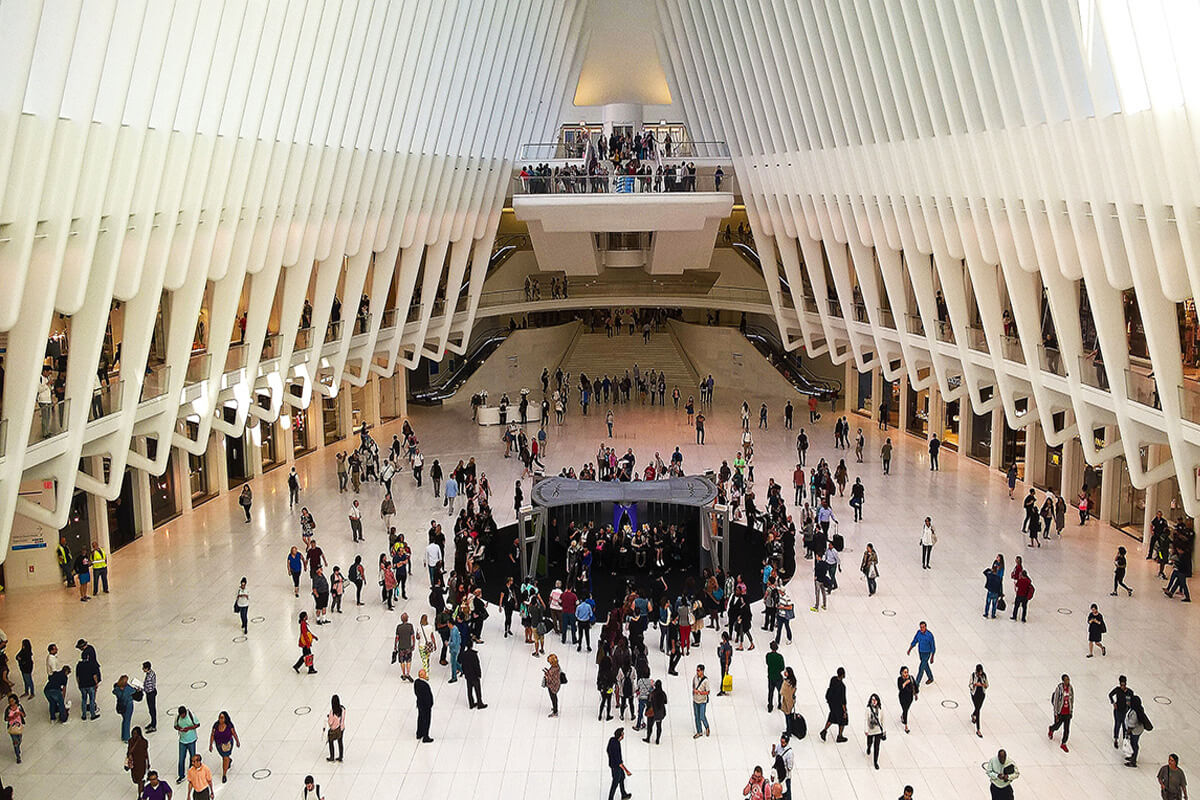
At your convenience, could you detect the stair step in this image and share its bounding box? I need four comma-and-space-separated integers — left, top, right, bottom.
560, 333, 697, 395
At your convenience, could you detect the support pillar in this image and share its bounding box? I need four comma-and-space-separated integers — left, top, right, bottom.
1098, 426, 1117, 523
897, 373, 910, 433
989, 407, 1004, 471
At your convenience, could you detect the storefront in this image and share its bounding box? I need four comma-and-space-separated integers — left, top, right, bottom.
185, 420, 216, 507
292, 406, 315, 459
969, 409, 992, 465
144, 439, 181, 528
905, 383, 929, 438
322, 395, 343, 446
59, 490, 93, 565
855, 370, 872, 417
1001, 420, 1026, 481
941, 399, 960, 451
350, 384, 368, 435
1111, 453, 1147, 540
224, 406, 251, 487
257, 397, 283, 472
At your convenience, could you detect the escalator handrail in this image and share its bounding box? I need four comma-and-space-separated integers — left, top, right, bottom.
743, 324, 841, 399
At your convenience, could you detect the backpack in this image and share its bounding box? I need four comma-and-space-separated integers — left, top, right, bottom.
1026, 582, 1035, 599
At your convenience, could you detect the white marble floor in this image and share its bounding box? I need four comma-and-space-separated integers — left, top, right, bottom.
3, 376, 1196, 800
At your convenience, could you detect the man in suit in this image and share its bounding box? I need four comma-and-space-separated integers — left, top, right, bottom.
459, 642, 486, 709
413, 669, 434, 742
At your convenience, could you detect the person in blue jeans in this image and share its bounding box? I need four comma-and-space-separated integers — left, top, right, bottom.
983, 567, 1003, 619
576, 596, 595, 652
112, 674, 138, 741
691, 665, 711, 738
906, 622, 936, 685
76, 646, 101, 721
44, 666, 70, 722
174, 706, 200, 784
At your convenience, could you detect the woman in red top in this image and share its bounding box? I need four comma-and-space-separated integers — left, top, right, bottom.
293, 612, 318, 674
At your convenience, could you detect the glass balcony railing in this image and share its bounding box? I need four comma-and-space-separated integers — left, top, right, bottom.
1179, 382, 1200, 425
826, 299, 843, 318
1000, 335, 1024, 364
472, 283, 773, 309
224, 344, 247, 374
260, 334, 281, 361
932, 319, 955, 344
295, 327, 313, 352
1038, 346, 1066, 377
512, 172, 735, 196
1126, 369, 1161, 409
139, 365, 171, 403
185, 352, 211, 385
353, 313, 371, 336
88, 379, 124, 422
966, 326, 989, 353
851, 302, 868, 323
31, 398, 69, 444
877, 308, 896, 330
518, 139, 731, 161
905, 314, 926, 336
802, 295, 819, 314
324, 320, 343, 345
1078, 355, 1110, 390
407, 301, 422, 323
380, 308, 398, 329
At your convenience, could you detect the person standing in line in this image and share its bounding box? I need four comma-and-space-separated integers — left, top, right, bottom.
324, 695, 346, 762
293, 611, 318, 674
543, 654, 562, 718
881, 438, 893, 475
1011, 569, 1034, 622
5, 693, 25, 763
125, 725, 149, 795
1124, 695, 1152, 767
919, 518, 936, 569
414, 669, 434, 742
459, 641, 486, 710
897, 666, 916, 734
1048, 674, 1074, 753
234, 579, 249, 634
1109, 675, 1133, 749
984, 749, 1019, 800
861, 543, 879, 595
607, 727, 632, 800
174, 707, 200, 785
186, 753, 214, 800
1159, 754, 1188, 800
969, 664, 987, 738
865, 693, 885, 770
691, 664, 711, 738
907, 621, 936, 685
113, 674, 138, 741
1112, 546, 1133, 596
207, 711, 239, 783
819, 667, 848, 742
238, 485, 252, 523
1087, 604, 1108, 657
765, 641, 784, 712
288, 467, 301, 508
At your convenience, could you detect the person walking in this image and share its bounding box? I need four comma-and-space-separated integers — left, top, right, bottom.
288, 467, 301, 508
1159, 754, 1188, 800
984, 749, 1019, 799
174, 706, 200, 785
543, 654, 562, 718
1110, 675, 1134, 749
969, 664, 987, 738
850, 478, 865, 521
607, 727, 632, 800
865, 693, 885, 770
185, 753, 214, 800
819, 667, 848, 742
861, 543, 879, 595
238, 485, 252, 523
644, 680, 667, 744
772, 733, 795, 798
1112, 546, 1133, 596
301, 775, 325, 800
234, 578, 249, 634
1124, 695, 1152, 767
293, 612, 318, 674
1048, 674, 1074, 752
287, 547, 304, 598
125, 725, 149, 795
765, 641, 784, 712
907, 621, 936, 684
15, 641, 32, 701
207, 711, 239, 783
881, 438, 893, 475
460, 641, 486, 709
919, 518, 936, 569
691, 664, 711, 738
414, 669, 434, 742
443, 474, 458, 515
696, 411, 706, 444
4, 694, 24, 763
430, 459, 442, 497
325, 695, 346, 762
897, 666, 916, 733
1087, 604, 1108, 657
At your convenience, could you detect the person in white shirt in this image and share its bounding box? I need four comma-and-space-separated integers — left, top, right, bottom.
37, 372, 53, 437
348, 501, 363, 543
46, 643, 61, 677
548, 581, 564, 635
425, 541, 443, 586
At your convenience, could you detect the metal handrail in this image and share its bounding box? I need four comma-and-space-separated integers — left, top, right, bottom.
512, 172, 733, 196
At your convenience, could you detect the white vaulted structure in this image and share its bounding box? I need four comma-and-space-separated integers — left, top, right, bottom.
5, 0, 1200, 559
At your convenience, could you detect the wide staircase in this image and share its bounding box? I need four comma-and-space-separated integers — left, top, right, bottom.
559, 328, 699, 393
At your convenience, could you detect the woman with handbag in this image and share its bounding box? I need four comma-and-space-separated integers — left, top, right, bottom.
417, 614, 437, 672
208, 711, 240, 783
124, 725, 148, 793
865, 693, 885, 770
325, 695, 346, 762
897, 666, 917, 734
543, 654, 562, 718
643, 680, 667, 744
1087, 604, 1108, 657
4, 694, 24, 764
780, 668, 797, 727
293, 612, 318, 674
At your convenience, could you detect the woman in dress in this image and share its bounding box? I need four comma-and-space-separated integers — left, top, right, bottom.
125, 725, 148, 793
1087, 604, 1108, 657
208, 711, 240, 783
897, 666, 917, 733
417, 614, 437, 672
969, 664, 988, 738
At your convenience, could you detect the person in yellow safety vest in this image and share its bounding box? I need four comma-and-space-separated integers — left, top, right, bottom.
90, 541, 109, 596
57, 537, 75, 587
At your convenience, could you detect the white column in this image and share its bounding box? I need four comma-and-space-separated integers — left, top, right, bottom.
989, 407, 1004, 471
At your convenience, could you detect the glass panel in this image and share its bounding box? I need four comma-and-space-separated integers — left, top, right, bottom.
1078, 353, 1110, 390
185, 353, 211, 385
260, 334, 281, 361
87, 379, 123, 422
1000, 335, 1025, 364
966, 326, 989, 353
224, 344, 247, 374
969, 409, 992, 464
932, 319, 954, 343
30, 398, 69, 444
1125, 369, 1160, 409
324, 320, 343, 344
1038, 346, 1066, 377
295, 327, 313, 351
140, 364, 171, 403
905, 314, 926, 336
1179, 381, 1200, 425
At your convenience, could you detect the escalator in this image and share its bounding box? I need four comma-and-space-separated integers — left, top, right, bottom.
743, 325, 841, 402
408, 327, 509, 406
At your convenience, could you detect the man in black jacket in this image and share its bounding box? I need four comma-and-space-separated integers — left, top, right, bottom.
414, 670, 434, 742
459, 643, 486, 709
607, 727, 631, 800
